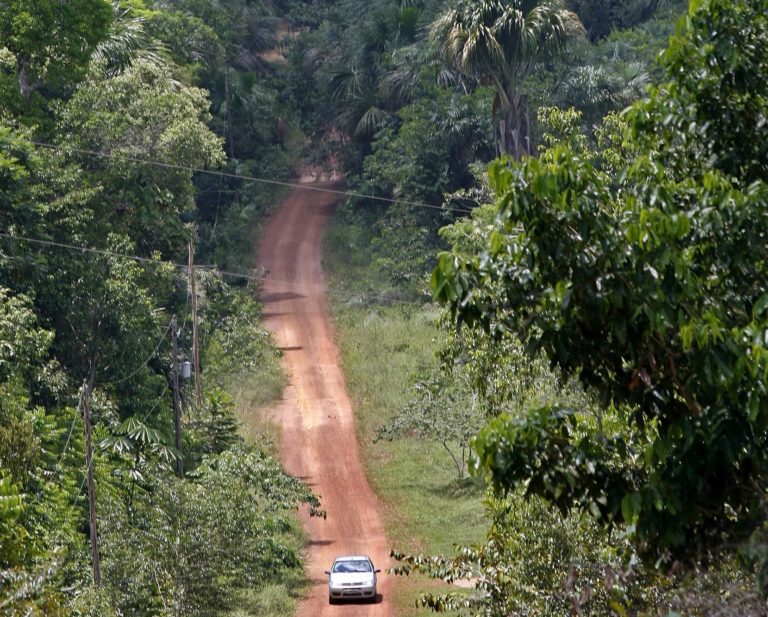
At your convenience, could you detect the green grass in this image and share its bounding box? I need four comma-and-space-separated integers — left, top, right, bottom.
226, 568, 311, 617
229, 367, 286, 447
324, 233, 488, 614
331, 305, 487, 550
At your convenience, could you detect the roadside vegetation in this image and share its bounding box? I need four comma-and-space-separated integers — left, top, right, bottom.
319, 0, 768, 614
0, 0, 316, 614
2, 0, 768, 614
325, 293, 486, 613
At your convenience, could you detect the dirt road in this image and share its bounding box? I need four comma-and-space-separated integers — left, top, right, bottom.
259, 185, 394, 617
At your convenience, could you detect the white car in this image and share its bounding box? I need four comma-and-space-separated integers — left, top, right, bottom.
325, 555, 380, 604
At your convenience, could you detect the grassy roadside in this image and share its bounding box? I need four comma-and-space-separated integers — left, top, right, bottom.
324, 217, 488, 615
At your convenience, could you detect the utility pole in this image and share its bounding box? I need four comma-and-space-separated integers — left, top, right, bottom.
82, 379, 101, 587
170, 315, 184, 478
188, 240, 202, 406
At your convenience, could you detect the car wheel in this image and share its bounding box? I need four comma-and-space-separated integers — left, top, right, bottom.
329, 596, 336, 605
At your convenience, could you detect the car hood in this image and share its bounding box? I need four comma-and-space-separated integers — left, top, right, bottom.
329, 572, 375, 585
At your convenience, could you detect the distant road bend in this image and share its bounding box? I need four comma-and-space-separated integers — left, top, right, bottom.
259, 184, 394, 616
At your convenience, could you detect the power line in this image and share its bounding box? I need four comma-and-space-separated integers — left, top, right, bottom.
0, 230, 434, 307
27, 141, 474, 215
4, 142, 447, 507
70, 470, 89, 514
111, 321, 172, 386
50, 396, 82, 481
0, 231, 179, 271
56, 280, 188, 515
140, 382, 172, 424
0, 229, 264, 283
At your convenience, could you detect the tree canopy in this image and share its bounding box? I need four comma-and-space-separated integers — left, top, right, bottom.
0, 0, 319, 612
0, 0, 113, 99
433, 0, 768, 587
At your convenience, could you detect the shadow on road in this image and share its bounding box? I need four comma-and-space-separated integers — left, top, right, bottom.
261, 291, 306, 302
329, 594, 383, 606
309, 539, 335, 547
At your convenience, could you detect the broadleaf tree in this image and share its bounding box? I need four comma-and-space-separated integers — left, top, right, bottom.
432, 0, 768, 591
0, 0, 113, 99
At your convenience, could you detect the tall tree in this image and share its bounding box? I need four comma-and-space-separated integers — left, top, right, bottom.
0, 0, 113, 99
433, 0, 768, 589
567, 0, 664, 41
430, 0, 584, 158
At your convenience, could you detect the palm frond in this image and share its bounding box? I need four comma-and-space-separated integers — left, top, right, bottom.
380, 46, 422, 106
433, 0, 585, 84
92, 2, 168, 78
354, 105, 388, 137
329, 66, 366, 100
241, 9, 280, 54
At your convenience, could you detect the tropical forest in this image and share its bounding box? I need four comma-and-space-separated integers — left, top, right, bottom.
1, 0, 767, 615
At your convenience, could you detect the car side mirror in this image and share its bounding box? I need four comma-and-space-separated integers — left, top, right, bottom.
324, 570, 330, 575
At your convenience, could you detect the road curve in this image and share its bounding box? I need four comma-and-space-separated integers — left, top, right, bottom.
258, 185, 394, 617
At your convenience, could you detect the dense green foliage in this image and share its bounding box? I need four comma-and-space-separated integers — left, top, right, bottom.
430, 0, 585, 158
311, 0, 768, 613
0, 0, 113, 100
0, 0, 317, 614
93, 446, 319, 615
311, 0, 685, 302
4, 0, 763, 613
567, 0, 662, 41
426, 0, 768, 612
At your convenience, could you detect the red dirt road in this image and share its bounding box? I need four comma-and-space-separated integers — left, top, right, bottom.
259, 186, 395, 617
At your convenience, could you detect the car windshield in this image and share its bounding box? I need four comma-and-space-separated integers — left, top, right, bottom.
333, 560, 372, 573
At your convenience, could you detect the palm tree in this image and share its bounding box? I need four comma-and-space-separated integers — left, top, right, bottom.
303, 14, 395, 153
430, 0, 584, 158
559, 62, 649, 129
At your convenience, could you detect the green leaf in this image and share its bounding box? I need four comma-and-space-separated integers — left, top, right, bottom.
621, 492, 641, 525
753, 293, 768, 320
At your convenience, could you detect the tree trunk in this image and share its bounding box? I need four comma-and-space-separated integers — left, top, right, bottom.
17, 55, 36, 100
498, 118, 507, 157
224, 68, 235, 159
524, 96, 539, 158
500, 92, 532, 159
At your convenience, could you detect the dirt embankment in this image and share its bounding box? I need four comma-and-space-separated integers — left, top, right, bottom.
259, 185, 395, 617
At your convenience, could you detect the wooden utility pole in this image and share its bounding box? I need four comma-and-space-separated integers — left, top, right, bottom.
170, 315, 184, 478
188, 240, 202, 405
82, 380, 101, 587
